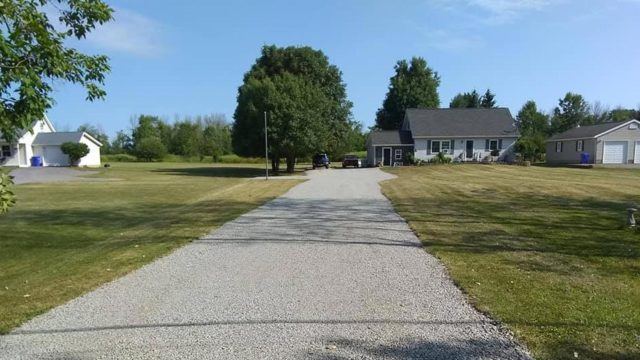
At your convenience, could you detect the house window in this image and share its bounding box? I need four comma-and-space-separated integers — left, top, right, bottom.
489, 140, 499, 151
394, 149, 402, 160
1, 145, 10, 157
431, 140, 440, 153
576, 140, 584, 152
556, 141, 563, 153
431, 140, 450, 154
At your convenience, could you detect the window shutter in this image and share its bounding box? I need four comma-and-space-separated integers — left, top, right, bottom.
576, 141, 579, 151
427, 140, 431, 155
498, 139, 503, 150
485, 139, 490, 151
451, 139, 455, 152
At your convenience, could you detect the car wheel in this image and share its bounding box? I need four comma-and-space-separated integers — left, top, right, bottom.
325, 165, 329, 169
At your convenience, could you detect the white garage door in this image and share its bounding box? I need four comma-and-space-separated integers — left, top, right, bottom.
635, 141, 640, 164
603, 141, 627, 164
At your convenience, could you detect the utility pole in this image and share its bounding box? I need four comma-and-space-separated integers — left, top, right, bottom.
264, 111, 268, 180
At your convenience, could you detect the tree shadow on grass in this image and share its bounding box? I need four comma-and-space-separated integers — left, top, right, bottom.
152, 166, 267, 178
152, 166, 308, 178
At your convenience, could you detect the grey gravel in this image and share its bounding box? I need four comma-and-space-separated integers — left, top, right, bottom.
10, 168, 101, 185
0, 168, 531, 359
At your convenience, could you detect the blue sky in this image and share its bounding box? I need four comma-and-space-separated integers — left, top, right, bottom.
48, 0, 640, 137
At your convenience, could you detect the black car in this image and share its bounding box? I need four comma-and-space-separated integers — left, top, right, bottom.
342, 154, 362, 168
312, 153, 330, 169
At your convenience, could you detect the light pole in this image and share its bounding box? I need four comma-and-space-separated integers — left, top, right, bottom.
264, 111, 268, 180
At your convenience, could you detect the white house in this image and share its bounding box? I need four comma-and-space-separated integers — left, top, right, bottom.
366, 108, 519, 166
0, 116, 102, 167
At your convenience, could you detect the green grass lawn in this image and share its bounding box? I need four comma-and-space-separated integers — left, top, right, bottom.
0, 162, 300, 334
381, 165, 640, 360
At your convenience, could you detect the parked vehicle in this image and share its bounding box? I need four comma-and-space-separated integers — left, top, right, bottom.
312, 153, 330, 169
342, 154, 361, 168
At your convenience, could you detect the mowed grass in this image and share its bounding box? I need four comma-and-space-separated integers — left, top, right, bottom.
381, 165, 640, 360
0, 162, 300, 334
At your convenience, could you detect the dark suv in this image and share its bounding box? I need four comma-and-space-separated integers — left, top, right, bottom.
312, 153, 330, 169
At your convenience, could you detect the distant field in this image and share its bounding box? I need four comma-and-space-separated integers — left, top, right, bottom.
0, 162, 300, 333
381, 165, 640, 360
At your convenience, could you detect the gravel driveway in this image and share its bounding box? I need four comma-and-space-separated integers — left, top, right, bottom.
0, 168, 530, 359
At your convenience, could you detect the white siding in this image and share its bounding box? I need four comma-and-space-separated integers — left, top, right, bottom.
78, 136, 101, 167
1, 119, 54, 167
414, 137, 517, 162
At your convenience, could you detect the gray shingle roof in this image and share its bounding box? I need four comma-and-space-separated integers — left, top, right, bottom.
368, 130, 413, 145
405, 108, 519, 138
32, 132, 85, 145
547, 120, 637, 141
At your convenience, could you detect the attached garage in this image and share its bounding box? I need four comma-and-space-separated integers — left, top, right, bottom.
602, 141, 628, 164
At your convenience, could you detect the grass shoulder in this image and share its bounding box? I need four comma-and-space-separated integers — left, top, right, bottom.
0, 163, 301, 333
380, 164, 640, 360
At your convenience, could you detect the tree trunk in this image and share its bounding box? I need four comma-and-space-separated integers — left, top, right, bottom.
271, 156, 280, 173
286, 155, 295, 173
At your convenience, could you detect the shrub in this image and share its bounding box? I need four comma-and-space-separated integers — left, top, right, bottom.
515, 134, 546, 162
490, 149, 500, 157
403, 151, 415, 165
428, 152, 452, 164
135, 137, 167, 162
61, 142, 90, 165
101, 154, 137, 162
0, 172, 16, 214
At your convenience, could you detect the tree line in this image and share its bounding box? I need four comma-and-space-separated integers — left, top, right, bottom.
78, 114, 233, 162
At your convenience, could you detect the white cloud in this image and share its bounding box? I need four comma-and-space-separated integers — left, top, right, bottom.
85, 8, 165, 57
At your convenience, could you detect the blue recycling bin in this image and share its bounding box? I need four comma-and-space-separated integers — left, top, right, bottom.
30, 156, 43, 167
580, 152, 590, 164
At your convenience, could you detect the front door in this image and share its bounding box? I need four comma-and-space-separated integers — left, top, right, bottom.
465, 140, 474, 159
383, 147, 392, 166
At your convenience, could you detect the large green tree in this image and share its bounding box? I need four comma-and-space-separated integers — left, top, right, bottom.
516, 100, 549, 136
131, 115, 163, 146
0, 0, 113, 140
232, 45, 353, 172
550, 92, 591, 134
515, 101, 549, 161
375, 57, 440, 130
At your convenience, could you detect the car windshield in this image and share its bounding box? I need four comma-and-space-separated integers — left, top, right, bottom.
345, 155, 357, 160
